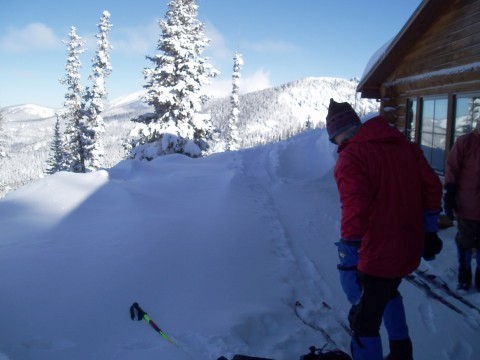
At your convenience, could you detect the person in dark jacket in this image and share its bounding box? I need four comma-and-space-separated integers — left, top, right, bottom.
326, 99, 443, 360
444, 120, 480, 291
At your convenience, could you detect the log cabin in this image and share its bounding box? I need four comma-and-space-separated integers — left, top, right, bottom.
357, 0, 480, 174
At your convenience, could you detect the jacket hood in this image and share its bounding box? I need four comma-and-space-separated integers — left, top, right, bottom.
338, 116, 405, 152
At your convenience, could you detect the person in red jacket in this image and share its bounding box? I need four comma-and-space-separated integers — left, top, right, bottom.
444, 120, 480, 291
326, 99, 443, 360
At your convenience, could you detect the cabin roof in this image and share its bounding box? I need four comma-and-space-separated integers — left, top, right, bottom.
357, 0, 452, 98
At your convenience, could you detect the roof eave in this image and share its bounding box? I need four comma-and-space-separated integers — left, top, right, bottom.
357, 0, 450, 98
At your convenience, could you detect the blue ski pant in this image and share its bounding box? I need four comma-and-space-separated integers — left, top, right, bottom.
345, 273, 410, 360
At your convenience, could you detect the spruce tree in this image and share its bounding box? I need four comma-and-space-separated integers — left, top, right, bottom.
129, 0, 219, 160
225, 52, 243, 151
59, 26, 86, 173
0, 110, 6, 195
46, 115, 66, 174
0, 110, 7, 159
82, 11, 113, 172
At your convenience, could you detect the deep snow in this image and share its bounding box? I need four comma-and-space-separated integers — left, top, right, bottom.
0, 124, 479, 360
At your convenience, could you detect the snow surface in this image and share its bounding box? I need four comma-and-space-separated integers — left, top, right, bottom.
0, 123, 479, 360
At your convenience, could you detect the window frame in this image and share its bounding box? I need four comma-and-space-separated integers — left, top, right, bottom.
452, 92, 480, 143
419, 95, 449, 174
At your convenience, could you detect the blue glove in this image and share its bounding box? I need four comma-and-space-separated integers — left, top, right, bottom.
336, 240, 362, 305
423, 210, 440, 232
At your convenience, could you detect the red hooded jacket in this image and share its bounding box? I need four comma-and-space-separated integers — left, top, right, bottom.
334, 116, 442, 278
445, 129, 480, 221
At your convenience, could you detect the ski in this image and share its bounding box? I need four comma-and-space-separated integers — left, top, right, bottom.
294, 301, 339, 347
414, 270, 480, 314
404, 274, 467, 316
320, 301, 352, 337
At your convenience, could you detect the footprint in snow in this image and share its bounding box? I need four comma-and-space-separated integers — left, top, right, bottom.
444, 341, 473, 360
122, 339, 159, 350
22, 339, 74, 350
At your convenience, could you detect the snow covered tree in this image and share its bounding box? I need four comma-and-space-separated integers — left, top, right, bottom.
46, 115, 66, 175
225, 52, 243, 151
473, 97, 480, 130
0, 110, 8, 194
305, 115, 313, 129
82, 11, 113, 172
0, 110, 7, 159
128, 0, 219, 160
59, 26, 86, 173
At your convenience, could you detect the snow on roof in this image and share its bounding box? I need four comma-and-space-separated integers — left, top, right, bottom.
360, 38, 394, 82
384, 61, 480, 87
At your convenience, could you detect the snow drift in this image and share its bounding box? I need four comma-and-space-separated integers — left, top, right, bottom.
0, 125, 478, 360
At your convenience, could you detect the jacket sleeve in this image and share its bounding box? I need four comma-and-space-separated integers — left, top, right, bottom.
415, 146, 442, 212
445, 138, 463, 185
334, 150, 371, 241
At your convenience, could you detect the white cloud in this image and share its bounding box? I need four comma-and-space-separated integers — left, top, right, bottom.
0, 23, 60, 53
240, 69, 272, 94
207, 69, 272, 98
204, 21, 232, 61
110, 21, 159, 55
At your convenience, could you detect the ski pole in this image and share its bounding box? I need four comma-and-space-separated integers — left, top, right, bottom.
130, 302, 176, 345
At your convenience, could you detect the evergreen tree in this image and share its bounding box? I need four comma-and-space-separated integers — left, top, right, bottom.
128, 0, 219, 160
225, 52, 243, 151
59, 26, 86, 173
46, 115, 66, 174
82, 11, 113, 172
0, 110, 6, 194
0, 110, 7, 158
305, 115, 313, 129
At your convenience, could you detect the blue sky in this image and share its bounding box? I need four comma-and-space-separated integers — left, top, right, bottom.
0, 0, 421, 108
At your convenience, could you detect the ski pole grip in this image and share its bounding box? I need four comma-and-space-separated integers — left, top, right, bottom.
130, 302, 146, 321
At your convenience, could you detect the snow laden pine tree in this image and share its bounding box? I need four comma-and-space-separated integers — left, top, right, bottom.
0, 110, 7, 159
128, 0, 219, 160
82, 11, 112, 172
225, 52, 243, 151
59, 26, 86, 173
0, 111, 6, 194
46, 115, 66, 175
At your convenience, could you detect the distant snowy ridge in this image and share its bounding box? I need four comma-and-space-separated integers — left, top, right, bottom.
206, 77, 378, 148
1, 104, 58, 122
0, 77, 378, 197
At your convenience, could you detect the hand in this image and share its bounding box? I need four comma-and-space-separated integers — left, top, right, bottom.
336, 240, 361, 304
443, 183, 457, 220
423, 232, 443, 261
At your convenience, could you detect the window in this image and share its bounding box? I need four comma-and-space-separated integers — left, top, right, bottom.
420, 97, 448, 173
453, 94, 480, 142
405, 99, 417, 142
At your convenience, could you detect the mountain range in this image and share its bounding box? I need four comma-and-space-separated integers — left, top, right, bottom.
0, 77, 378, 197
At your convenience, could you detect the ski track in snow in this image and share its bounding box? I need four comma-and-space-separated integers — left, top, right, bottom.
418, 302, 437, 333
235, 139, 350, 354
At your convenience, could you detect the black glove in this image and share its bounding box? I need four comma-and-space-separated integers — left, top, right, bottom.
423, 232, 443, 261
443, 183, 457, 220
